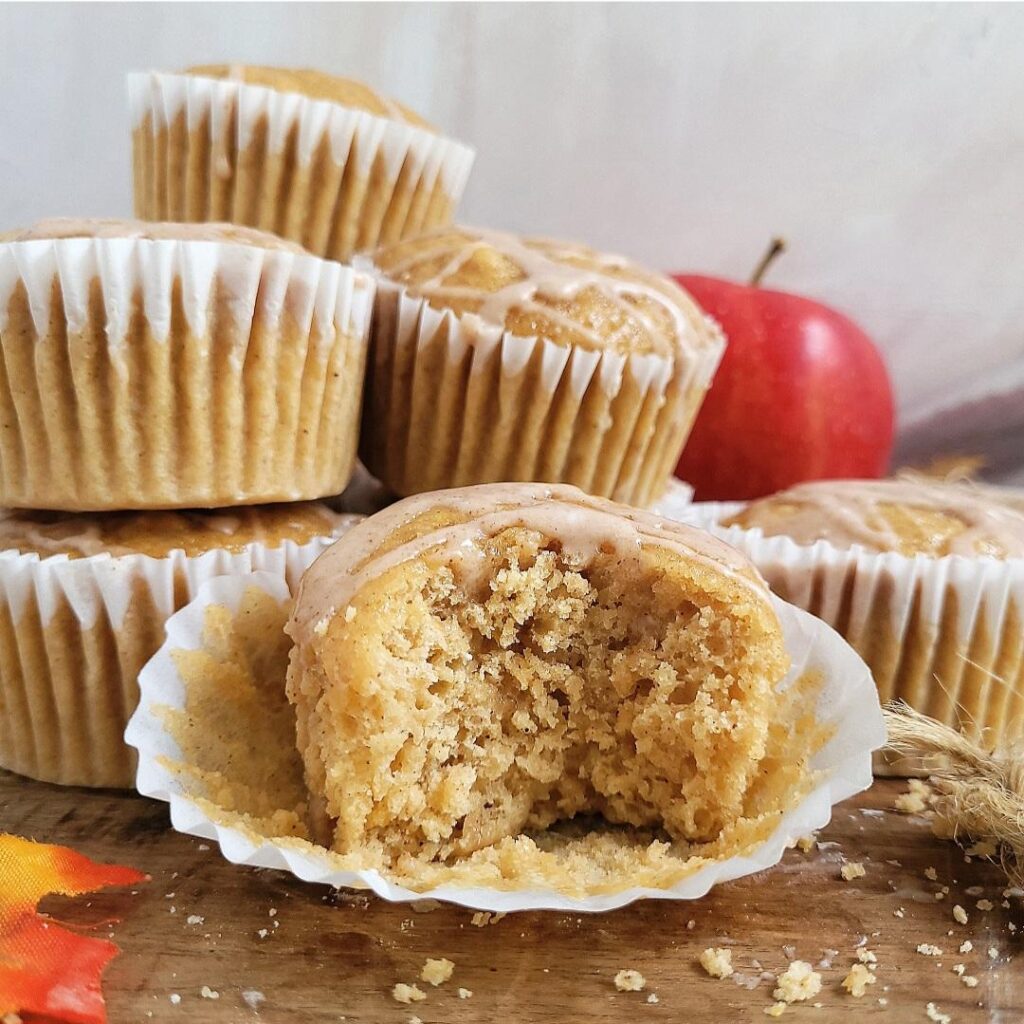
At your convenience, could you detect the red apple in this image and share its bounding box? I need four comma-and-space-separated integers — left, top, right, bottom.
673, 241, 895, 501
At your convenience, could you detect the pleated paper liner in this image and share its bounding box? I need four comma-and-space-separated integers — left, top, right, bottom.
669, 501, 1024, 776
125, 570, 883, 912
0, 520, 360, 789
0, 234, 374, 510
357, 277, 722, 507
129, 71, 476, 263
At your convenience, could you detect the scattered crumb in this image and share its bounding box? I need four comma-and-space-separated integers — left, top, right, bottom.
257, 928, 269, 939
894, 907, 905, 918
952, 964, 965, 976
988, 946, 999, 960
687, 919, 696, 930
169, 995, 181, 1006
916, 944, 943, 957
959, 940, 973, 953
458, 988, 473, 999
411, 899, 443, 913
953, 905, 968, 925
186, 915, 204, 926
268, 908, 277, 918
344, 604, 357, 622
391, 984, 426, 1004
841, 862, 866, 881
699, 948, 734, 980
241, 990, 265, 1010
878, 998, 888, 1007
934, 890, 946, 900
965, 885, 984, 897
773, 961, 822, 1003
647, 994, 659, 1004
842, 963, 876, 997
926, 1003, 951, 1024
895, 783, 930, 814
421, 958, 455, 987
470, 911, 506, 927
925, 867, 938, 881
796, 834, 818, 853
199, 987, 219, 1000
962, 975, 979, 988
976, 899, 994, 911
614, 970, 646, 992
409, 1017, 423, 1024
856, 948, 877, 965
197, 843, 210, 851
764, 1003, 786, 1018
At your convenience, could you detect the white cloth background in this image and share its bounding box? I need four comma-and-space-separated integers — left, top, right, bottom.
1, 2, 1021, 480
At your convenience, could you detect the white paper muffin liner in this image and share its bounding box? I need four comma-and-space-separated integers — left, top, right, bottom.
667, 501, 1024, 767
126, 569, 884, 912
0, 233, 374, 509
0, 521, 358, 788
128, 71, 476, 262
357, 276, 722, 507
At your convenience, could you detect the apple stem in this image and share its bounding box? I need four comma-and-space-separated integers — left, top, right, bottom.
749, 237, 787, 287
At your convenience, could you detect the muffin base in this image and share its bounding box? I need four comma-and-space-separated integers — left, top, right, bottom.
0, 235, 372, 510
358, 280, 722, 507
0, 530, 352, 788
675, 502, 1024, 776
129, 72, 474, 263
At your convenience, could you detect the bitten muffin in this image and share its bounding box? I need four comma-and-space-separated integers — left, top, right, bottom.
0, 502, 361, 788
0, 218, 373, 510
285, 483, 788, 878
360, 227, 725, 506
720, 477, 1024, 766
129, 65, 475, 262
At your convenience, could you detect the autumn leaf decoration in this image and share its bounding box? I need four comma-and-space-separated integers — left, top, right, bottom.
0, 833, 146, 1024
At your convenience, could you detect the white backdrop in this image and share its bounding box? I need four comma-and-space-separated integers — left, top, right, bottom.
2, 3, 1022, 478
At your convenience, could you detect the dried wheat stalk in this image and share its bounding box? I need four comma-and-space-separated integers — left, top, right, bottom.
884, 701, 1024, 887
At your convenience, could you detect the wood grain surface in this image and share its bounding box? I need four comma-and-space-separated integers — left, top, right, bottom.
3, 772, 1020, 1023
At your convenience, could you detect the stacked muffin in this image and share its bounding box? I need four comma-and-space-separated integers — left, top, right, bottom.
0, 64, 732, 790
0, 218, 374, 787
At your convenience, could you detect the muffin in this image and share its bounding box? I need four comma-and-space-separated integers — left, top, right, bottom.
285, 483, 789, 876
359, 227, 725, 506
129, 65, 475, 262
0, 218, 373, 510
717, 477, 1024, 767
0, 502, 361, 788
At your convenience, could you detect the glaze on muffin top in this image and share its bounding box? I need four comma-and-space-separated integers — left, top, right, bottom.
371, 226, 721, 358
186, 64, 435, 132
725, 477, 1024, 558
0, 503, 359, 560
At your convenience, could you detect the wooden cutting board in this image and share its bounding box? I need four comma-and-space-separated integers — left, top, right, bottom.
2, 772, 1020, 1023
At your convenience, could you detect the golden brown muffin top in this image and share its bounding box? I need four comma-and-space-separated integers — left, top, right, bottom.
186, 64, 435, 132
371, 227, 721, 358
290, 482, 770, 645
0, 503, 360, 560
724, 477, 1024, 558
0, 218, 305, 252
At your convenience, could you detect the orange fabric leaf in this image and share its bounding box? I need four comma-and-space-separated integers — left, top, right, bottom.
0, 833, 146, 1023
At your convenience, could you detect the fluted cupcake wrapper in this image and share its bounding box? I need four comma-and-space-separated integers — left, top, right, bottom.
357, 278, 724, 507
126, 570, 883, 911
672, 501, 1024, 775
0, 235, 374, 510
0, 526, 358, 789
129, 72, 476, 263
